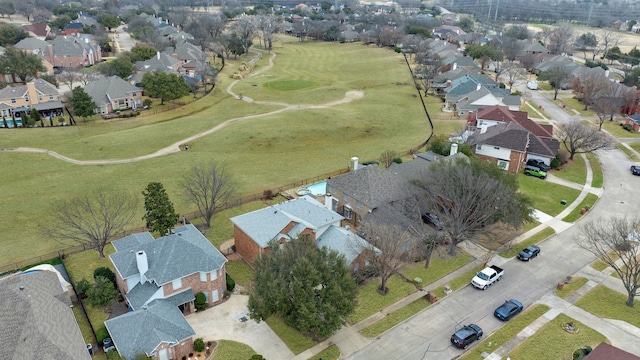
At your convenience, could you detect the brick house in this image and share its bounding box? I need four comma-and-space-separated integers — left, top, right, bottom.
0, 79, 63, 126
230, 195, 374, 271
465, 122, 559, 173
83, 76, 142, 114
625, 113, 640, 132
15, 35, 102, 70
21, 23, 51, 40
467, 105, 554, 140
106, 224, 227, 360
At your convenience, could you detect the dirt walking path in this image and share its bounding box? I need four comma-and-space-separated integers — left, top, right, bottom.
3, 51, 364, 165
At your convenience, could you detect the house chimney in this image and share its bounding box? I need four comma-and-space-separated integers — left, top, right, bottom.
156, 51, 160, 60
446, 80, 451, 87
136, 251, 148, 283
351, 156, 359, 171
453, 62, 457, 70
476, 83, 482, 91
450, 143, 458, 155
605, 69, 610, 78
480, 125, 488, 134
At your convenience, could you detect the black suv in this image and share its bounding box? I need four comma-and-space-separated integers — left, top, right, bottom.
527, 159, 551, 171
422, 212, 444, 230
450, 324, 483, 349
631, 165, 640, 176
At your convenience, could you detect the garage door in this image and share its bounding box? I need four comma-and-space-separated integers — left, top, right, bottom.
158, 348, 168, 360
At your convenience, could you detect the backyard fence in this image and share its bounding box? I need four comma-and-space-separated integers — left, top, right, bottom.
0, 167, 350, 274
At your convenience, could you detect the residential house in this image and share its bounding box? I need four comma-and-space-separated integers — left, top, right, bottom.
325, 161, 424, 228
106, 224, 227, 359
62, 22, 84, 36
467, 105, 554, 140
132, 52, 182, 84
438, 55, 479, 74
0, 79, 63, 126
105, 300, 195, 360
518, 40, 550, 57
465, 122, 559, 173
109, 223, 228, 311
625, 113, 640, 132
231, 195, 374, 270
0, 270, 91, 360
585, 342, 640, 360
16, 35, 102, 70
84, 76, 142, 114
164, 42, 207, 78
445, 81, 521, 116
21, 23, 51, 40
12, 38, 55, 77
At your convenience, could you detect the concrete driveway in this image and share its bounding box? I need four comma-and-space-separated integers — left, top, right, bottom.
186, 294, 294, 360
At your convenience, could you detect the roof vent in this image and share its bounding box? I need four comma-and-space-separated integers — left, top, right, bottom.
19, 286, 25, 291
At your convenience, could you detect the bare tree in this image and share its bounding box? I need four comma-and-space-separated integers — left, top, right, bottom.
232, 15, 256, 55
547, 23, 574, 55
378, 150, 398, 168
557, 121, 616, 160
576, 217, 640, 307
594, 97, 622, 131
504, 63, 524, 92
416, 53, 442, 96
180, 163, 237, 228
46, 192, 137, 258
599, 29, 622, 62
58, 70, 80, 91
419, 158, 532, 256
358, 221, 415, 294
256, 14, 281, 52
571, 70, 610, 110
538, 66, 569, 100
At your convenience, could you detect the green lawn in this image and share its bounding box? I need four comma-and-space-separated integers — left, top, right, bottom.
73, 304, 96, 344
628, 142, 640, 154
601, 120, 640, 138
348, 275, 417, 324
63, 244, 116, 284
360, 297, 431, 337
504, 314, 607, 359
401, 252, 472, 287
499, 227, 555, 258
616, 143, 639, 161
537, 82, 553, 91
575, 285, 640, 327
461, 304, 550, 359
0, 37, 444, 267
561, 194, 598, 222
524, 100, 551, 120
585, 153, 603, 188
518, 176, 581, 216
556, 97, 596, 117
226, 260, 253, 286
591, 251, 618, 271
555, 277, 588, 299
265, 316, 316, 354
211, 340, 258, 359
308, 345, 340, 360
552, 154, 586, 184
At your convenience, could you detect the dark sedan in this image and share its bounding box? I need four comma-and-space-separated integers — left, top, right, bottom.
494, 299, 523, 321
631, 165, 640, 176
517, 245, 540, 261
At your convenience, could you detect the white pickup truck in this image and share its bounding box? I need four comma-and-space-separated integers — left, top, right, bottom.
471, 265, 504, 290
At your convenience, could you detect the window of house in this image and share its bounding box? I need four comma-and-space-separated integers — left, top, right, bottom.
49, 95, 54, 100
131, 92, 136, 96
344, 205, 353, 220
212, 289, 219, 302
343, 194, 348, 201
494, 146, 500, 150
38, 94, 42, 101
24, 95, 29, 102
356, 200, 361, 208
210, 270, 217, 280
477, 144, 482, 150
11, 99, 15, 104
498, 161, 508, 170
200, 272, 207, 282
172, 278, 182, 290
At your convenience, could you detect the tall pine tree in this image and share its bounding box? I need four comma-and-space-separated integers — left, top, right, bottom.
142, 182, 179, 235
70, 87, 96, 122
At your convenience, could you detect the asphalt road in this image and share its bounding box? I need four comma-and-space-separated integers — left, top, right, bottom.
347, 121, 640, 360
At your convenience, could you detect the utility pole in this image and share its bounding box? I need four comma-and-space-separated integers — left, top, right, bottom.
587, 0, 594, 26
494, 0, 500, 21
487, 0, 492, 20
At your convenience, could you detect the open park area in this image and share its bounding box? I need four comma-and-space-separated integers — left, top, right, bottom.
0, 36, 464, 269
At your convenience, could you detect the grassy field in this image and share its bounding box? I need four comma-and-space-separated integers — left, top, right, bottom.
602, 120, 640, 138
211, 340, 258, 359
0, 37, 449, 267
518, 176, 581, 216
360, 297, 431, 337
504, 314, 607, 359
575, 285, 640, 328
555, 277, 588, 299
524, 100, 551, 119
552, 155, 586, 184
226, 260, 253, 286
348, 275, 417, 324
561, 193, 598, 222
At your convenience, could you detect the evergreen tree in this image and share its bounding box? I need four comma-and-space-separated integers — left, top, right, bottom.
142, 182, 179, 235
141, 72, 190, 104
70, 87, 96, 122
0, 47, 45, 83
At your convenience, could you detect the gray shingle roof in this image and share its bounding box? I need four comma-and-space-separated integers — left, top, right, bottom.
230, 195, 343, 248
316, 226, 370, 265
84, 76, 141, 107
104, 299, 195, 360
327, 165, 422, 209
109, 224, 227, 286
468, 122, 529, 151
15, 37, 48, 52
0, 271, 91, 360
126, 281, 161, 310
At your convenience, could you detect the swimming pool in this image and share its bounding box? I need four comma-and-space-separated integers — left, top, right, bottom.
296, 181, 327, 197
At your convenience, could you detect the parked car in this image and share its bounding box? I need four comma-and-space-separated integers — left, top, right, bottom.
494, 299, 524, 321
524, 165, 547, 179
631, 165, 640, 176
422, 212, 444, 230
103, 338, 115, 353
471, 265, 504, 290
450, 324, 483, 349
517, 245, 540, 261
527, 159, 551, 171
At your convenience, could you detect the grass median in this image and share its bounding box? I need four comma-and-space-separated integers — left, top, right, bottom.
499, 227, 555, 259
561, 193, 598, 222
555, 277, 589, 299
585, 153, 603, 188
617, 143, 639, 161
